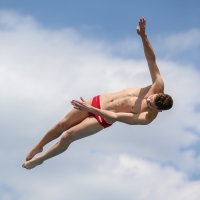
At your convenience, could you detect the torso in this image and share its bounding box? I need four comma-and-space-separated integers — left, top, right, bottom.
99, 85, 159, 119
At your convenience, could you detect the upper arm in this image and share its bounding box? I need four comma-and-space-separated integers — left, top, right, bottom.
147, 60, 164, 91
116, 112, 152, 125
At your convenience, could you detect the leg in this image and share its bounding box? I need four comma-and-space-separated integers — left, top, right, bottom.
26, 108, 91, 161
22, 116, 103, 169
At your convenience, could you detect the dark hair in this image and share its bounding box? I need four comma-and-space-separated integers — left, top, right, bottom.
154, 93, 173, 110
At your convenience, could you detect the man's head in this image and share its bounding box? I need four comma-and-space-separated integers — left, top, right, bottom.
147, 93, 173, 112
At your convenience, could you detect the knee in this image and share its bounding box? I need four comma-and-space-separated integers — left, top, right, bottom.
60, 130, 74, 145
56, 120, 68, 132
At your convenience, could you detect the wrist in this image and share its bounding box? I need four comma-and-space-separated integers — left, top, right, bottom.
141, 34, 147, 39
88, 107, 95, 113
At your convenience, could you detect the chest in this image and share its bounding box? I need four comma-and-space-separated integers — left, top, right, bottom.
115, 96, 148, 114
129, 97, 148, 114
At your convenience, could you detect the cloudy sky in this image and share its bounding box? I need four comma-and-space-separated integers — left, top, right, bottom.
0, 1, 200, 200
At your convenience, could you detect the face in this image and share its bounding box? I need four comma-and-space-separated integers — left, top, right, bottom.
146, 94, 162, 112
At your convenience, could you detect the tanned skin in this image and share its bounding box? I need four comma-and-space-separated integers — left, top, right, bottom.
22, 18, 165, 169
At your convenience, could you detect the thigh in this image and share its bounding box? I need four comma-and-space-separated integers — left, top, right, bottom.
64, 116, 104, 142
59, 109, 89, 130
59, 99, 93, 130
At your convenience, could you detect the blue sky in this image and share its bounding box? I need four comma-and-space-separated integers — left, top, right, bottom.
2, 0, 198, 65
1, 0, 200, 39
0, 1, 200, 200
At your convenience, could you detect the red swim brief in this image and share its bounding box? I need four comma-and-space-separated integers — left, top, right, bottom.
89, 95, 112, 128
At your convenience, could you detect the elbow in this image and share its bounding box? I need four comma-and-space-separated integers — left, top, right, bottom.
144, 121, 151, 125
113, 113, 118, 120
145, 117, 153, 125
111, 113, 118, 123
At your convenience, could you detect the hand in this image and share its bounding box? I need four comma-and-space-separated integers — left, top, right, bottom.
71, 97, 92, 112
136, 18, 146, 37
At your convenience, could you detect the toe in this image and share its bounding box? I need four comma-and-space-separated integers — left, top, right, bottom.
26, 153, 31, 161
22, 161, 28, 168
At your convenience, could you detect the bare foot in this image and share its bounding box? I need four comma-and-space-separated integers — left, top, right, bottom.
26, 146, 43, 161
22, 157, 43, 170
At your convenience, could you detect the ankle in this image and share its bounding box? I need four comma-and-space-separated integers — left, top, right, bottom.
36, 156, 44, 163
34, 145, 43, 151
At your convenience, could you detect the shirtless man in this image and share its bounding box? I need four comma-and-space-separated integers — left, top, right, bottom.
22, 18, 173, 169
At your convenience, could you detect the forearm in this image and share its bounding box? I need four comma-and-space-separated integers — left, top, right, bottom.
141, 35, 156, 61
89, 107, 117, 121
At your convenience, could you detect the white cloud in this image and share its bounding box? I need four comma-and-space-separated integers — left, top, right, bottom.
162, 29, 200, 51
0, 10, 200, 200
155, 29, 200, 61
96, 154, 200, 200
2, 154, 200, 200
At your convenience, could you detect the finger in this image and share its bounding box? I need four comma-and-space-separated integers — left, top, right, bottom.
140, 18, 145, 27
71, 102, 81, 108
141, 18, 145, 25
136, 27, 140, 34
71, 100, 83, 105
71, 101, 81, 107
70, 101, 78, 105
71, 102, 81, 107
80, 97, 85, 102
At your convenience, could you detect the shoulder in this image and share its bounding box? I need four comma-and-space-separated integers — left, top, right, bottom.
143, 83, 164, 98
152, 76, 164, 93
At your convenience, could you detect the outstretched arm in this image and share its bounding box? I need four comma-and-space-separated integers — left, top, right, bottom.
137, 18, 164, 91
71, 98, 151, 125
